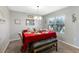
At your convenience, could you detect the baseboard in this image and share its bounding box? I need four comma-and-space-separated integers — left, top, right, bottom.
2, 40, 10, 53
10, 38, 19, 42
59, 40, 79, 49
3, 39, 19, 53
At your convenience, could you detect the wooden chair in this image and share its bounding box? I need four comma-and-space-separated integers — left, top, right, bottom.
18, 33, 24, 43
22, 30, 28, 33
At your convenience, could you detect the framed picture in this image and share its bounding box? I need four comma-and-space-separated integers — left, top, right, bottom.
15, 19, 21, 24
72, 13, 77, 23
0, 18, 6, 24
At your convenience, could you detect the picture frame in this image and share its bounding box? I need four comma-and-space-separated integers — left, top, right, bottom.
72, 13, 77, 23
0, 18, 6, 24
15, 19, 21, 24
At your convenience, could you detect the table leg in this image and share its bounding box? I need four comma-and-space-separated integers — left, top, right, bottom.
28, 42, 34, 53
56, 40, 58, 51
21, 44, 27, 53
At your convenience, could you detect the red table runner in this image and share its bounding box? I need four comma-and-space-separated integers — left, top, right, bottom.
21, 31, 57, 52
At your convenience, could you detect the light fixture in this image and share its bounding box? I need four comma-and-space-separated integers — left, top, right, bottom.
39, 16, 42, 20
27, 20, 29, 24
33, 6, 42, 20
34, 16, 42, 20
34, 16, 38, 20
27, 6, 42, 20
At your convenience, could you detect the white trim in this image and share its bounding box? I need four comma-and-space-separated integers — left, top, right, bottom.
3, 39, 19, 53
2, 40, 10, 53
10, 38, 19, 42
3, 39, 79, 53
59, 40, 79, 49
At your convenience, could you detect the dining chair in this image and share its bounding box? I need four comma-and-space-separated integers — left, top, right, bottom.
22, 29, 28, 33
18, 33, 24, 43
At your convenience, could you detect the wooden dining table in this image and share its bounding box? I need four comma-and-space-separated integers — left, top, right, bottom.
21, 31, 57, 52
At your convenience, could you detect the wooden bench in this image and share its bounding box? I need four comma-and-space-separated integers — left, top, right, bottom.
28, 38, 57, 53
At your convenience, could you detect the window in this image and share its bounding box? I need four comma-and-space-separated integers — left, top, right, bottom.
48, 16, 65, 34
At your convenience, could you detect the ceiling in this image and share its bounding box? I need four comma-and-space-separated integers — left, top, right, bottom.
8, 6, 67, 15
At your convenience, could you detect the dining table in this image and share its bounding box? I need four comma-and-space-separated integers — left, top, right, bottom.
21, 31, 57, 52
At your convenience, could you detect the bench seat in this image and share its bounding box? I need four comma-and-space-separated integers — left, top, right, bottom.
32, 39, 57, 52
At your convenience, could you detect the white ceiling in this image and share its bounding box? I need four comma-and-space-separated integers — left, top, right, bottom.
8, 6, 67, 15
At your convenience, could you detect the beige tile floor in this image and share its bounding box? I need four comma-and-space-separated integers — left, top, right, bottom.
5, 40, 79, 53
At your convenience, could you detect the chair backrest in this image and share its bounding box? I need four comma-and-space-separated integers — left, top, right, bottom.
22, 30, 28, 33
18, 33, 22, 39
18, 33, 24, 43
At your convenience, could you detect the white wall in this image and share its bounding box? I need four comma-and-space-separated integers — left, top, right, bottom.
0, 6, 10, 52
72, 7, 79, 47
1, 6, 79, 52
0, 7, 45, 52
10, 11, 44, 40
43, 6, 79, 47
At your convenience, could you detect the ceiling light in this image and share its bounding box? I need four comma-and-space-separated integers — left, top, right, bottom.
34, 16, 42, 20
27, 20, 29, 24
